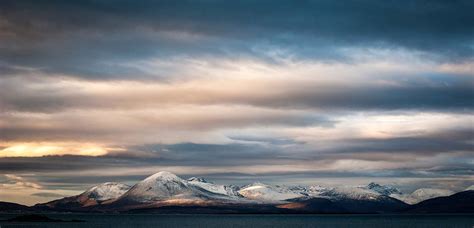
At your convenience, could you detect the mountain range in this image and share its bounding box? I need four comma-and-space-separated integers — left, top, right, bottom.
2, 171, 473, 214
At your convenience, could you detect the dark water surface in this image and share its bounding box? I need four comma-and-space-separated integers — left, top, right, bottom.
0, 213, 473, 228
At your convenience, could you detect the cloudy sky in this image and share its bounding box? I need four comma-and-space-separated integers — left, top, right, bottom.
0, 0, 473, 205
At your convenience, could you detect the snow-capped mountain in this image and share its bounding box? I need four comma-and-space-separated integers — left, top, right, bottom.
34, 182, 130, 210
238, 182, 304, 202
357, 183, 457, 205
271, 183, 408, 213
113, 171, 241, 206
236, 182, 399, 203
392, 188, 454, 204
187, 177, 241, 197
318, 186, 386, 201
83, 182, 131, 201
409, 188, 454, 202
299, 183, 402, 202
236, 183, 388, 203
366, 182, 402, 196
119, 171, 194, 202
34, 171, 471, 213
304, 185, 331, 196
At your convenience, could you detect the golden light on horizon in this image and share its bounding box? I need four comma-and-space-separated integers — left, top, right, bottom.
0, 142, 109, 157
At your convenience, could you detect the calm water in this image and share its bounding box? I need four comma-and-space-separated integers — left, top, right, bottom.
0, 214, 473, 228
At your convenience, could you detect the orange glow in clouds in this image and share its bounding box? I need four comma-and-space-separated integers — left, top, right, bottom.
0, 142, 109, 157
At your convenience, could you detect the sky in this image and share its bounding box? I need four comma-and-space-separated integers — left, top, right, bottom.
0, 0, 473, 205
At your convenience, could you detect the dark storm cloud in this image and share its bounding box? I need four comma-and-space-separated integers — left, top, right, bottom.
0, 0, 472, 79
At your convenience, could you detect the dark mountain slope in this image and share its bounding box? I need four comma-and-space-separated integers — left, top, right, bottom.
0, 201, 32, 212
406, 190, 474, 213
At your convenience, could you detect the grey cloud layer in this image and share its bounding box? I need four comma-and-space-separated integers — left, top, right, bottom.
2, 72, 472, 113
1, 0, 473, 79
1, 127, 471, 172
0, 137, 472, 189
322, 129, 474, 155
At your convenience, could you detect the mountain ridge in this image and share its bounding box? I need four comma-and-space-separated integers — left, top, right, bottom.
21, 171, 473, 214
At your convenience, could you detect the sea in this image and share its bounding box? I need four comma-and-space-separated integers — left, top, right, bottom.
0, 214, 473, 228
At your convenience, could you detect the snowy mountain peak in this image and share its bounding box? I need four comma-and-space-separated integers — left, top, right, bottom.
411, 188, 454, 198
144, 171, 181, 182
366, 182, 402, 195
238, 182, 304, 202
117, 171, 244, 203
117, 171, 195, 202
244, 182, 269, 188
186, 179, 241, 197
391, 188, 455, 204
188, 177, 210, 183
83, 182, 130, 201
34, 182, 131, 209
320, 186, 385, 201
305, 185, 331, 196
367, 182, 383, 189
